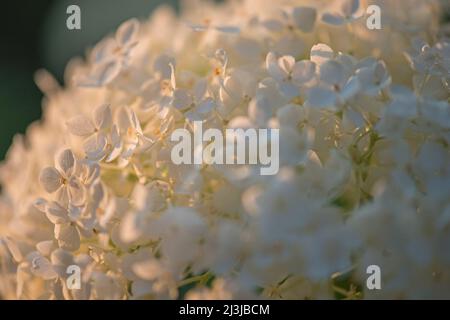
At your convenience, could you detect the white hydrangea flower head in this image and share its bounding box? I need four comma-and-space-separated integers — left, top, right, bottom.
0, 0, 450, 300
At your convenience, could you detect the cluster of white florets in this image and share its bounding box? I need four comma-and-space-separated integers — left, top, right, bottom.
0, 0, 449, 299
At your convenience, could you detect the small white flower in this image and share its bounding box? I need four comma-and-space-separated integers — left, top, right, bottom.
66, 104, 113, 161
306, 59, 360, 109
266, 52, 315, 98
39, 149, 85, 206
77, 18, 140, 87
116, 106, 154, 167
356, 59, 391, 96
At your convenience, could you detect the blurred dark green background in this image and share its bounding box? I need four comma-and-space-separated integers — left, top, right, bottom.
0, 0, 179, 160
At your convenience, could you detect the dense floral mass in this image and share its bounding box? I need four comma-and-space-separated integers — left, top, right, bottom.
1, 0, 450, 299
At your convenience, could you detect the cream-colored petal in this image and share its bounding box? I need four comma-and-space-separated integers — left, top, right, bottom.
93, 104, 112, 130
67, 115, 95, 137
39, 167, 62, 193
45, 201, 70, 224
55, 224, 81, 252
55, 149, 76, 178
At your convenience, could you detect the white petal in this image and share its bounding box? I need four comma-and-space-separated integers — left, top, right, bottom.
93, 104, 112, 130
91, 38, 116, 64
68, 179, 87, 207
320, 60, 348, 88
31, 255, 58, 280
172, 89, 193, 110
266, 52, 286, 81
55, 224, 80, 252
129, 110, 144, 135
355, 66, 374, 89
194, 78, 208, 102
106, 126, 123, 163
68, 203, 82, 221
50, 248, 74, 267
310, 43, 334, 65
106, 143, 123, 163
39, 167, 62, 193
307, 86, 338, 109
67, 115, 95, 136
82, 61, 122, 87
197, 98, 215, 114
340, 76, 360, 101
46, 201, 70, 224
292, 7, 317, 33
279, 83, 300, 99
345, 108, 365, 128
91, 182, 105, 207
277, 104, 304, 128
33, 198, 48, 213
278, 55, 295, 75
83, 162, 101, 185
292, 60, 316, 84
55, 149, 76, 178
84, 133, 108, 160
36, 240, 55, 256
116, 18, 140, 47
117, 107, 132, 133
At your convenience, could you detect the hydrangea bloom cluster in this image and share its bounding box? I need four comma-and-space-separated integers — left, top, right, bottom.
1, 0, 449, 299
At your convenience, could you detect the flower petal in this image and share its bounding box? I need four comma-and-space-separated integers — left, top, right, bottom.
197, 97, 216, 114
93, 104, 112, 130
278, 55, 295, 76
45, 201, 70, 224
81, 61, 122, 87
84, 133, 108, 161
266, 52, 287, 81
67, 115, 95, 136
31, 255, 58, 280
68, 179, 86, 207
320, 60, 348, 87
340, 75, 360, 101
172, 89, 193, 110
307, 86, 338, 109
36, 240, 56, 256
39, 167, 62, 193
310, 43, 334, 65
116, 18, 140, 47
55, 224, 80, 252
55, 149, 76, 178
292, 60, 316, 84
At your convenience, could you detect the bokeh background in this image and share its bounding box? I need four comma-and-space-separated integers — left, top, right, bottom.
0, 0, 179, 160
